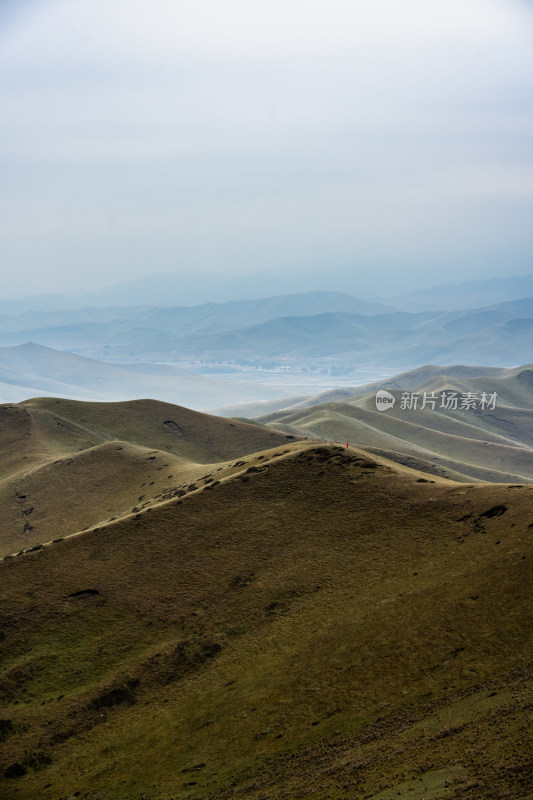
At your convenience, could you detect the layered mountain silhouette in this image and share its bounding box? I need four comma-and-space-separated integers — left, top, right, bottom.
0, 292, 532, 368
3, 271, 533, 313
0, 291, 388, 351
392, 272, 533, 312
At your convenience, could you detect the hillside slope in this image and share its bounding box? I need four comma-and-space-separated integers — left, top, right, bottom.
246, 362, 533, 413
0, 441, 531, 800
0, 397, 299, 557
257, 365, 533, 483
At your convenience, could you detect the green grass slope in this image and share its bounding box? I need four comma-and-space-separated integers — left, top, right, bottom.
0, 443, 531, 800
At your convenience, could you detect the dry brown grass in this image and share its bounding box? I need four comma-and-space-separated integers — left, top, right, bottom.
0, 434, 531, 799
0, 397, 300, 557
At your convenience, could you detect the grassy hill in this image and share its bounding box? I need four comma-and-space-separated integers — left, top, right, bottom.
212, 363, 528, 418
0, 418, 531, 799
255, 365, 533, 483
0, 397, 299, 558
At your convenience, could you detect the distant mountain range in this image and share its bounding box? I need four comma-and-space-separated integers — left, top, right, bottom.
0, 275, 392, 314
0, 291, 389, 358
392, 272, 533, 311
0, 291, 532, 370
2, 271, 533, 314
165, 299, 533, 365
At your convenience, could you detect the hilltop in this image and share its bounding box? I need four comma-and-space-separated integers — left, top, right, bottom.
0, 397, 300, 558
0, 409, 531, 799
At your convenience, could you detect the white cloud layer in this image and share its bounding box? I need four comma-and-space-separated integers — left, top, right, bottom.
1, 0, 532, 297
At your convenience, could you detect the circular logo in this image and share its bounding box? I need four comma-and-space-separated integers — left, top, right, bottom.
375, 390, 396, 412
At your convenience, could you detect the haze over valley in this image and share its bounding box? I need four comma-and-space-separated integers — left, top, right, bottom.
1, 284, 533, 412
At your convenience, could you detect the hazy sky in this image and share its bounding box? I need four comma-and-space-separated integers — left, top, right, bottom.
1, 0, 533, 299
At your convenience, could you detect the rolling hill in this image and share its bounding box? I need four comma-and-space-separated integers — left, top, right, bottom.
0, 421, 531, 800
254, 364, 533, 483
0, 397, 300, 558
211, 363, 526, 419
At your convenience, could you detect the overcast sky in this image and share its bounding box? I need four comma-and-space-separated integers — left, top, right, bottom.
1, 0, 533, 300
